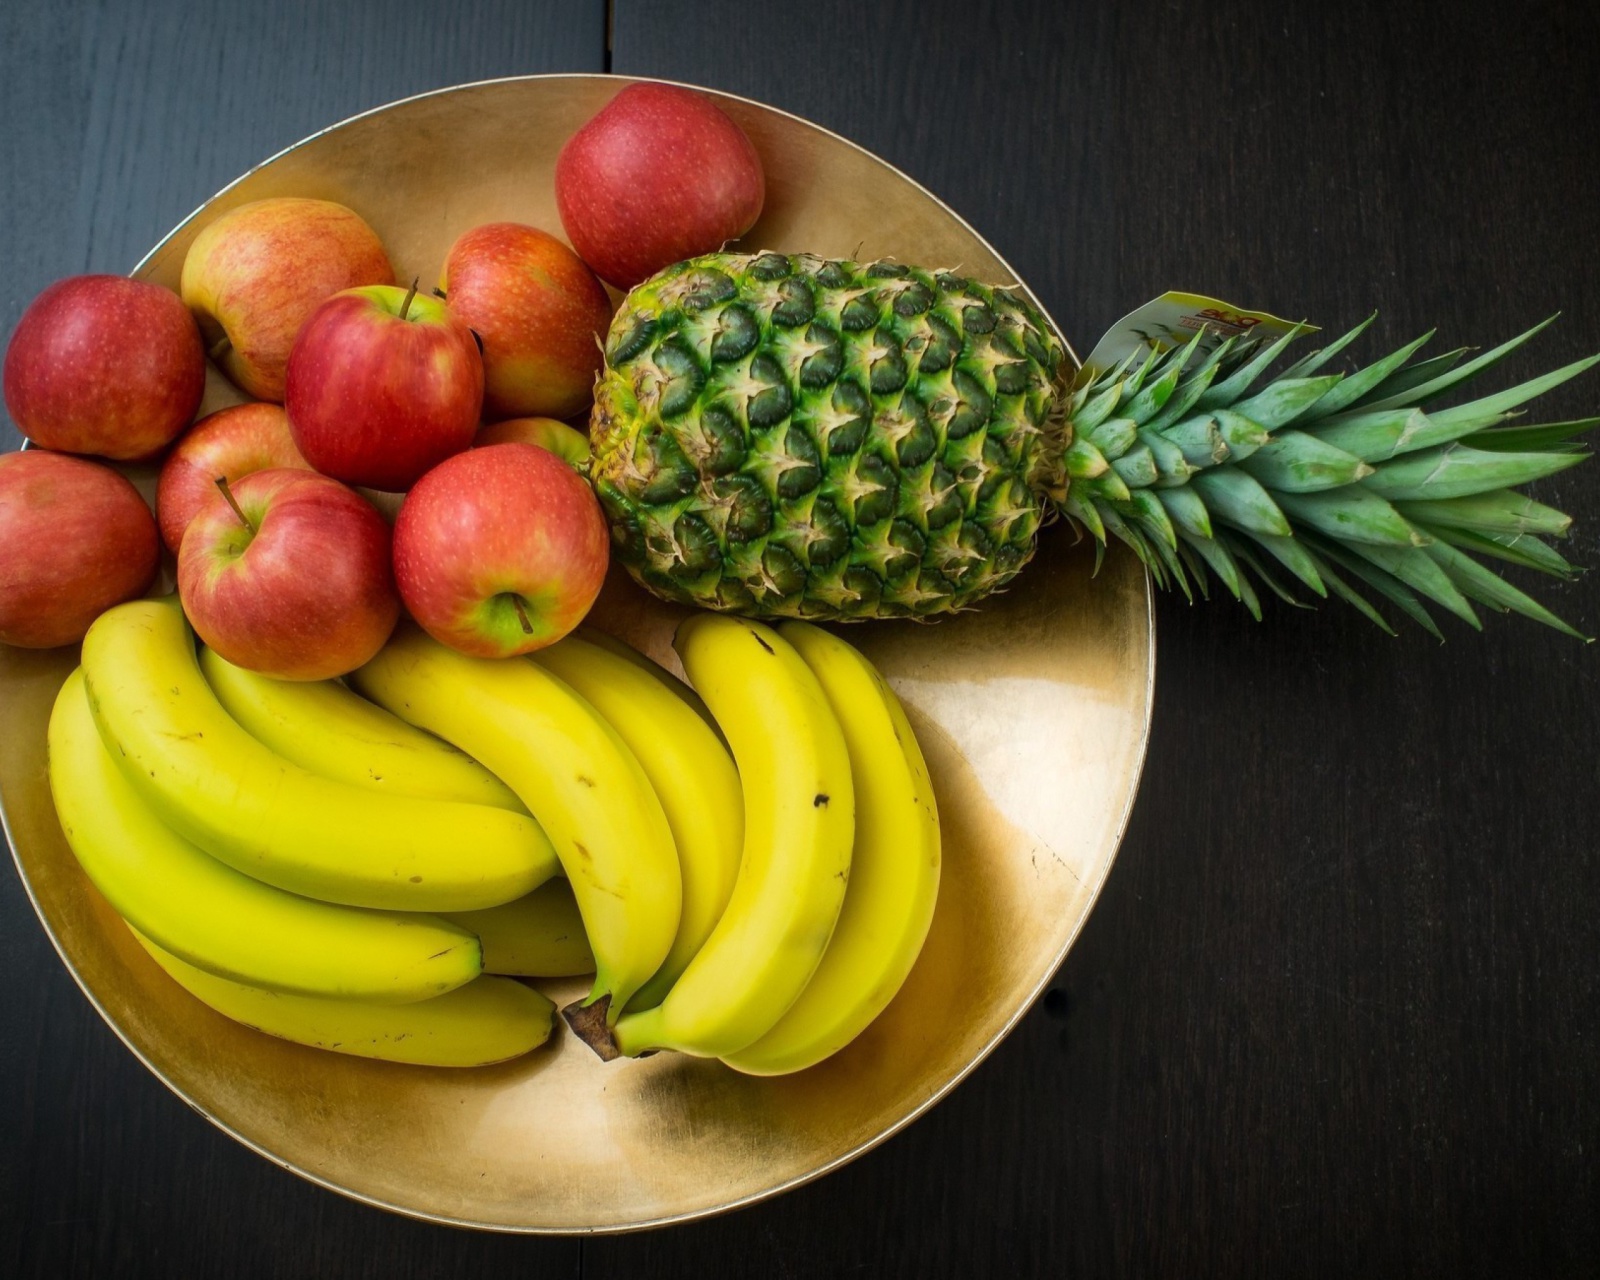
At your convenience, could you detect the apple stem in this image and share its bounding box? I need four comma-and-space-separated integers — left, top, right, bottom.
512, 597, 534, 635
400, 276, 420, 321
207, 334, 232, 362
214, 476, 255, 534
432, 286, 448, 300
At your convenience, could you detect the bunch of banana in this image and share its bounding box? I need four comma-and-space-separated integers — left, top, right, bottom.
50, 596, 574, 1066
532, 615, 943, 1076
53, 593, 943, 1076
346, 614, 942, 1073
719, 622, 941, 1077
529, 631, 742, 1009
48, 668, 482, 1003
79, 597, 558, 911
350, 624, 685, 1019
197, 646, 596, 978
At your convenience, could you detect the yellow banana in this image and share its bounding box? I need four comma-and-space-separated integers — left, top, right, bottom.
442, 879, 595, 978
133, 930, 553, 1067
610, 615, 854, 1060
198, 646, 525, 811
48, 669, 480, 1002
197, 644, 589, 979
350, 622, 680, 1019
80, 598, 557, 911
531, 632, 742, 1010
722, 623, 941, 1075
573, 626, 716, 726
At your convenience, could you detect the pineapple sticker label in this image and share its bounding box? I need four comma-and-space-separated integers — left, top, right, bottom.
1083, 291, 1313, 376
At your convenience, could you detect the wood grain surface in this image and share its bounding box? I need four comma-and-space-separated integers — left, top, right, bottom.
3, 1, 1597, 1276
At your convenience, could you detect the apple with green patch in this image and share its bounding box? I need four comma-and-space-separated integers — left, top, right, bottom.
392, 442, 608, 658
475, 417, 590, 472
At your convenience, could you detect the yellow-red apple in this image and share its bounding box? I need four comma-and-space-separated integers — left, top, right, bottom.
3, 275, 205, 460
439, 223, 612, 420
177, 468, 399, 679
156, 402, 311, 554
474, 417, 590, 471
180, 198, 393, 402
392, 442, 608, 658
0, 450, 160, 648
285, 285, 484, 493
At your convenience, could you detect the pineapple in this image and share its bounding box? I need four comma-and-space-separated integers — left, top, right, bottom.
589, 252, 1597, 636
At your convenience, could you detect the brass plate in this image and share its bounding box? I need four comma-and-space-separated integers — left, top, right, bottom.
0, 75, 1153, 1232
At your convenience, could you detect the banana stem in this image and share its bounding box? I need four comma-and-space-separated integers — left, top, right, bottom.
213, 476, 255, 534
562, 996, 621, 1060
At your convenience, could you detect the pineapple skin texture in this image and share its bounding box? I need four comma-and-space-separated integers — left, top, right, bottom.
589, 252, 1068, 620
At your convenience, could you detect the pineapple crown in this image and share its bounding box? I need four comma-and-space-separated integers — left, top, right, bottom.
1053, 315, 1599, 638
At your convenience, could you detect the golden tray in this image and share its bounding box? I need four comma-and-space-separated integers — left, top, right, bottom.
0, 75, 1153, 1232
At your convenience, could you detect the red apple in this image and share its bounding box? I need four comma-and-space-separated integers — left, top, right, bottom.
393, 442, 608, 658
0, 450, 159, 648
180, 198, 394, 402
285, 285, 484, 493
156, 402, 312, 554
439, 222, 612, 420
177, 468, 399, 679
555, 83, 765, 289
474, 417, 590, 472
3, 275, 205, 460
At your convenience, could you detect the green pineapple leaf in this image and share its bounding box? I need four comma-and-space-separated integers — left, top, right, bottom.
1309, 329, 1436, 416
1275, 313, 1376, 381
1393, 489, 1572, 538
1413, 522, 1577, 579
1304, 536, 1446, 640
1307, 553, 1400, 636
1355, 316, 1558, 411
1239, 431, 1374, 493
1460, 417, 1600, 452
1362, 445, 1588, 503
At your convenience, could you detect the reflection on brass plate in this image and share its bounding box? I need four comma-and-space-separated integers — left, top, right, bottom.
0, 74, 1153, 1232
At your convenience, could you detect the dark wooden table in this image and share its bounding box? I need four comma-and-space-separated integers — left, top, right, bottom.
4, 2, 1597, 1275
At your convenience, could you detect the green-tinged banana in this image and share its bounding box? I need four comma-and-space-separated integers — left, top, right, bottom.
607, 615, 854, 1060
531, 632, 742, 1010
198, 646, 525, 811
81, 598, 557, 911
722, 623, 941, 1075
48, 669, 481, 1002
350, 622, 680, 1020
442, 879, 595, 978
133, 929, 553, 1067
